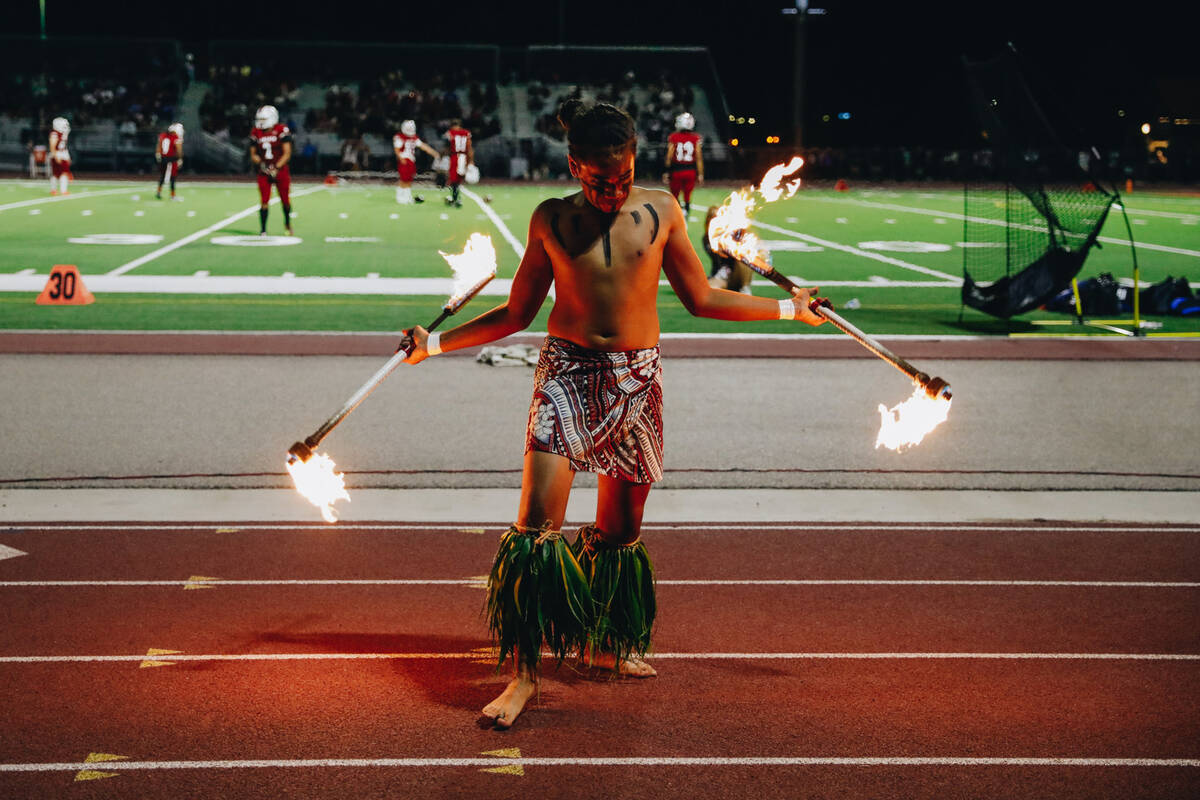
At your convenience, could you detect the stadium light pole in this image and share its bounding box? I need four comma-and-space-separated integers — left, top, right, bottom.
791, 1, 807, 147
40, 0, 47, 39
785, 2, 824, 146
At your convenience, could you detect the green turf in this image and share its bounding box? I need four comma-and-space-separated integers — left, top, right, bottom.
1, 179, 1197, 336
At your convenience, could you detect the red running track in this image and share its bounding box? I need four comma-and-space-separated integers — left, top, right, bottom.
1, 521, 1197, 799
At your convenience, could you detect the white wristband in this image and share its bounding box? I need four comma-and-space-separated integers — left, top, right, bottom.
778, 299, 795, 320
426, 332, 442, 356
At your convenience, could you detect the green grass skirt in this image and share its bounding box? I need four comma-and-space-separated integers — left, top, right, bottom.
484, 525, 593, 671
572, 526, 657, 665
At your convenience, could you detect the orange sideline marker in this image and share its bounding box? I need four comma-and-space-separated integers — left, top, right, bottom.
36, 264, 94, 305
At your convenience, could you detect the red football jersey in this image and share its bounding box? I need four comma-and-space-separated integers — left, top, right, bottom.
668, 131, 701, 168
157, 131, 181, 159
393, 132, 423, 162
445, 126, 471, 156
250, 124, 292, 167
50, 130, 70, 158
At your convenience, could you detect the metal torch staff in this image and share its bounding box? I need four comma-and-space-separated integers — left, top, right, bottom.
728, 249, 952, 401
288, 274, 494, 464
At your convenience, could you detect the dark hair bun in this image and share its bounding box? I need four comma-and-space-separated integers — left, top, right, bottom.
557, 98, 587, 131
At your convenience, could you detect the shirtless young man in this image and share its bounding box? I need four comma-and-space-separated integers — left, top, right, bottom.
401, 100, 825, 729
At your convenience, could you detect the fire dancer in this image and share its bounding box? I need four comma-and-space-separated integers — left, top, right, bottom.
401, 99, 825, 729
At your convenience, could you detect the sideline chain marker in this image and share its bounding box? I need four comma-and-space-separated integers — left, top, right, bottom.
36, 264, 94, 305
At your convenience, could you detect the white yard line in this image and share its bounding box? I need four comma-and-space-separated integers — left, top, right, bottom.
0, 274, 516, 295
0, 187, 141, 212
461, 187, 525, 259
2, 523, 1194, 533
106, 185, 325, 276
1, 651, 1196, 664
694, 203, 962, 283
819, 196, 1200, 260
1, 755, 1196, 772
0, 273, 954, 293
0, 578, 1194, 588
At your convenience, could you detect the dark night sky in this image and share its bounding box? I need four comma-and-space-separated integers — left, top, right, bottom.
9, 0, 1194, 147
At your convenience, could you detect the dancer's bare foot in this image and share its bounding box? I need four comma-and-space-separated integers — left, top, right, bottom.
481, 675, 538, 729
581, 652, 657, 677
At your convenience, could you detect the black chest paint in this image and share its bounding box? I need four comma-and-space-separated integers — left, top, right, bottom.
550, 202, 661, 268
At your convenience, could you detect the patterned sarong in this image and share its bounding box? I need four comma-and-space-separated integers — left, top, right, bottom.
525, 336, 664, 484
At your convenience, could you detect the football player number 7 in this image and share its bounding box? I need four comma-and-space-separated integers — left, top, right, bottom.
261, 141, 274, 161
161, 139, 171, 155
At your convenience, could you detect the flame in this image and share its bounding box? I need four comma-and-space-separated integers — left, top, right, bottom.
875, 386, 952, 452
439, 232, 498, 312
286, 451, 351, 523
707, 156, 804, 264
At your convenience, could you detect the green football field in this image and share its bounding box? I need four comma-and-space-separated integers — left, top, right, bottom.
1, 178, 1198, 336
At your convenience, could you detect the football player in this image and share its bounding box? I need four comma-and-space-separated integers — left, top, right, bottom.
248, 105, 294, 235
49, 117, 72, 196
443, 119, 473, 208
155, 123, 185, 200
393, 120, 439, 205
665, 112, 703, 217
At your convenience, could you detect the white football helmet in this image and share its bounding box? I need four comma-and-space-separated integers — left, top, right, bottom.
255, 105, 279, 130
400, 119, 417, 137
675, 112, 695, 131
168, 122, 184, 138
465, 164, 480, 184
52, 117, 70, 134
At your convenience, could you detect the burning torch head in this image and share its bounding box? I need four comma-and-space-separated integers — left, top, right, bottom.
439, 232, 498, 314
921, 376, 952, 402
287, 440, 315, 464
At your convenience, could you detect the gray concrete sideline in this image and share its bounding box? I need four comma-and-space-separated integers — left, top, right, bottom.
3, 353, 1197, 493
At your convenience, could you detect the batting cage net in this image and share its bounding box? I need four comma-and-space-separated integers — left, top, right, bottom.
960, 48, 1118, 319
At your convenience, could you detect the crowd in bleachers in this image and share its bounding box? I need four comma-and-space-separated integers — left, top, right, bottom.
1, 66, 181, 138
200, 62, 501, 151
200, 62, 301, 143
529, 70, 696, 149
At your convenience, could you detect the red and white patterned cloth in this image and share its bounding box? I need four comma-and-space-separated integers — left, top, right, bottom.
525, 336, 663, 484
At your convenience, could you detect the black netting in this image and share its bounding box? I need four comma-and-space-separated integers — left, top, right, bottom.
962, 50, 1116, 318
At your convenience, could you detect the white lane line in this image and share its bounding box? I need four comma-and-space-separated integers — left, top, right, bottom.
2, 651, 1197, 664
819, 196, 1200, 259
3, 524, 1195, 533
461, 187, 524, 259
0, 187, 140, 212
1, 755, 1197, 772
2, 579, 1195, 588
107, 185, 325, 276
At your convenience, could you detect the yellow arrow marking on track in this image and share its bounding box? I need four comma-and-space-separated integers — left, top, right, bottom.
459, 528, 486, 534
184, 575, 220, 590
480, 747, 523, 776
140, 649, 183, 668
216, 527, 240, 533
467, 575, 489, 589
74, 753, 127, 781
